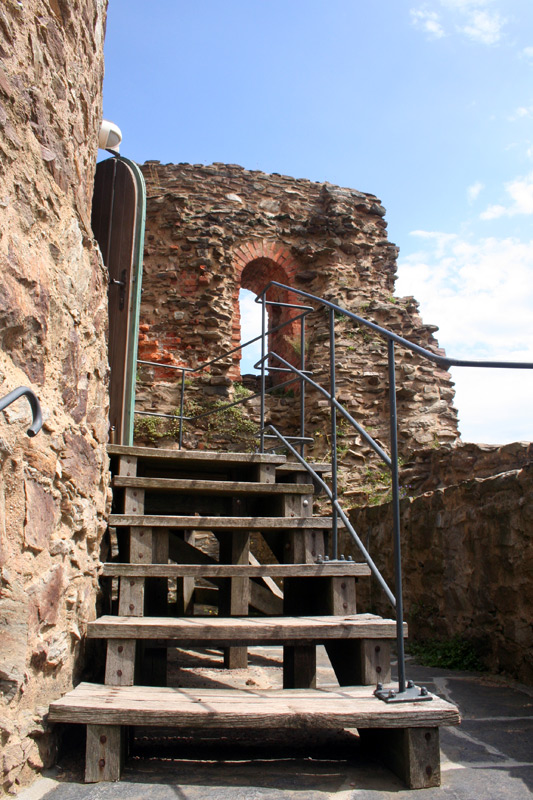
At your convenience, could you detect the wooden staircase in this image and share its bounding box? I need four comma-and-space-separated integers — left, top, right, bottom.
48, 444, 460, 789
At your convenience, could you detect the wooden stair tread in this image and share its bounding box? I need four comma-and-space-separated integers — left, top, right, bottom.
277, 462, 331, 475
109, 515, 338, 530
48, 682, 460, 728
113, 477, 314, 495
87, 614, 405, 640
107, 445, 286, 465
102, 562, 371, 578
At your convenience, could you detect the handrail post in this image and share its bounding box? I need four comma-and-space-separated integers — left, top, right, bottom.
300, 313, 306, 458
178, 368, 186, 450
329, 309, 338, 560
260, 293, 266, 453
388, 339, 406, 694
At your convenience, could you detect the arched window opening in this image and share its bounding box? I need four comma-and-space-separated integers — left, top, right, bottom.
233, 257, 301, 387
239, 288, 261, 375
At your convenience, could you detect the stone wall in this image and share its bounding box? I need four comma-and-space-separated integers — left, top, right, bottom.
0, 0, 108, 794
134, 162, 459, 470
348, 443, 533, 685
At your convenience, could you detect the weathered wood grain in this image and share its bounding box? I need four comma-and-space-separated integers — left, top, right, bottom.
108, 445, 285, 465
87, 614, 406, 641
113, 477, 314, 495
104, 562, 371, 578
109, 515, 336, 530
49, 683, 461, 729
85, 724, 123, 782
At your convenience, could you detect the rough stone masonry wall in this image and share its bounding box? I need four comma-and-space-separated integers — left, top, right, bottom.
0, 1, 108, 794
348, 442, 533, 685
135, 162, 459, 472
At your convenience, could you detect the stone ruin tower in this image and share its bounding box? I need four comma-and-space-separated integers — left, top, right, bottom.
135, 162, 459, 497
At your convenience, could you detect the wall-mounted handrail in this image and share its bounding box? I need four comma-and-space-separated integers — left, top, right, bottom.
0, 386, 43, 437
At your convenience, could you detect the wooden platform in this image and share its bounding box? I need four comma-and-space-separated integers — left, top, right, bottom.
87, 613, 405, 641
49, 681, 460, 729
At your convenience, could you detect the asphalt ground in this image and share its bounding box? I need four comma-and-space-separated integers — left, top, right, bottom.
18, 646, 533, 800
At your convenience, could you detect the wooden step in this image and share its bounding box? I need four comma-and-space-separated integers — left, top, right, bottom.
109, 515, 338, 530
113, 477, 314, 495
87, 613, 405, 642
49, 681, 460, 729
277, 462, 331, 476
102, 562, 371, 578
49, 683, 459, 788
108, 445, 285, 466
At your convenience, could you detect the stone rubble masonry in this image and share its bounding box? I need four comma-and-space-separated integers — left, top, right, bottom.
348, 442, 533, 685
135, 161, 459, 472
0, 1, 109, 795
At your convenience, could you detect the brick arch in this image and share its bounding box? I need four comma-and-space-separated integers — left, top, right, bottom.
231, 241, 302, 382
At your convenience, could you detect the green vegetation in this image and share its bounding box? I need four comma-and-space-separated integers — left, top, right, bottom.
133, 414, 181, 443
408, 636, 486, 672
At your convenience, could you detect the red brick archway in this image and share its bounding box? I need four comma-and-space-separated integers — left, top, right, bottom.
232, 241, 301, 382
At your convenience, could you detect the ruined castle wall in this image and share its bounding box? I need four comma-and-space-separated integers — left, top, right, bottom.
349, 443, 533, 684
0, 1, 109, 793
135, 162, 459, 466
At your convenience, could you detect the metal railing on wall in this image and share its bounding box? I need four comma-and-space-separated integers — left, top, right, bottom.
133, 280, 533, 702
0, 386, 42, 437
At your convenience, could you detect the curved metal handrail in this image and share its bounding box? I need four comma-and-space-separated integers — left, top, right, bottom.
131, 277, 532, 699
253, 280, 532, 697
256, 280, 533, 371
0, 386, 43, 437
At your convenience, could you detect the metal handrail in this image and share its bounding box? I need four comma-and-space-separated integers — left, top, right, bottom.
0, 386, 43, 437
132, 278, 532, 699
254, 280, 533, 698
135, 302, 314, 448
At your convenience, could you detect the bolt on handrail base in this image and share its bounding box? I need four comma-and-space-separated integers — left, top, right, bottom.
374, 682, 433, 703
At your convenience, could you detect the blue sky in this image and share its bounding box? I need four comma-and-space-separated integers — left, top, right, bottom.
102, 0, 533, 443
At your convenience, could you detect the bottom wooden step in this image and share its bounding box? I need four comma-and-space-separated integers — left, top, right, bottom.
49, 682, 460, 729
48, 682, 459, 789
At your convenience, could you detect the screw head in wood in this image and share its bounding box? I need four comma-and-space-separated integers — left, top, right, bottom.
100, 735, 107, 744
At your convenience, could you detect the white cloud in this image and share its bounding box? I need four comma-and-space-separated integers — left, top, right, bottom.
479, 203, 506, 220
457, 9, 505, 44
441, 0, 494, 8
410, 8, 445, 38
509, 105, 533, 121
467, 181, 484, 202
410, 1, 505, 45
480, 171, 533, 219
521, 46, 533, 61
396, 233, 533, 443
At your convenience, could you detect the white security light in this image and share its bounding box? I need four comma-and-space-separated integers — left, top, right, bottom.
98, 119, 122, 153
